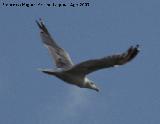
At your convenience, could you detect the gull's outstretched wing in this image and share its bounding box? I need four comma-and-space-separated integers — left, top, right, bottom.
66, 45, 140, 75
36, 19, 74, 69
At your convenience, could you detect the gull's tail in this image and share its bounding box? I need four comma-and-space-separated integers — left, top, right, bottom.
38, 68, 57, 75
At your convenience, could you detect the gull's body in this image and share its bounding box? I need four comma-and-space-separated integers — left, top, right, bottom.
40, 69, 90, 88
36, 19, 140, 92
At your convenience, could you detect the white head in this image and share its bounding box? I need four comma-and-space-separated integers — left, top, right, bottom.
89, 82, 99, 92
84, 78, 99, 92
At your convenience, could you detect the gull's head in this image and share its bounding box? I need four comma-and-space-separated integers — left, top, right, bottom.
84, 78, 99, 92
90, 82, 99, 92
85, 79, 99, 92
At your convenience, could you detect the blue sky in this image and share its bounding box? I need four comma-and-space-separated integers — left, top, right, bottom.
0, 0, 160, 124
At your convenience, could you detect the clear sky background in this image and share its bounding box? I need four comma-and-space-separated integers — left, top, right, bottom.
0, 0, 160, 124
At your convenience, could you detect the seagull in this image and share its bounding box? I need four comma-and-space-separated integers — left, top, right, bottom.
36, 19, 140, 92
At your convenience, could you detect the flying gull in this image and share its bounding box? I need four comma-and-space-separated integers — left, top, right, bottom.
36, 19, 140, 92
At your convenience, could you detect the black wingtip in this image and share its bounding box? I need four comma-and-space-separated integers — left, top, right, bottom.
36, 18, 44, 28
133, 44, 140, 55
127, 44, 140, 62
135, 44, 140, 54
36, 18, 49, 34
35, 20, 41, 29
135, 44, 141, 52
129, 44, 140, 52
